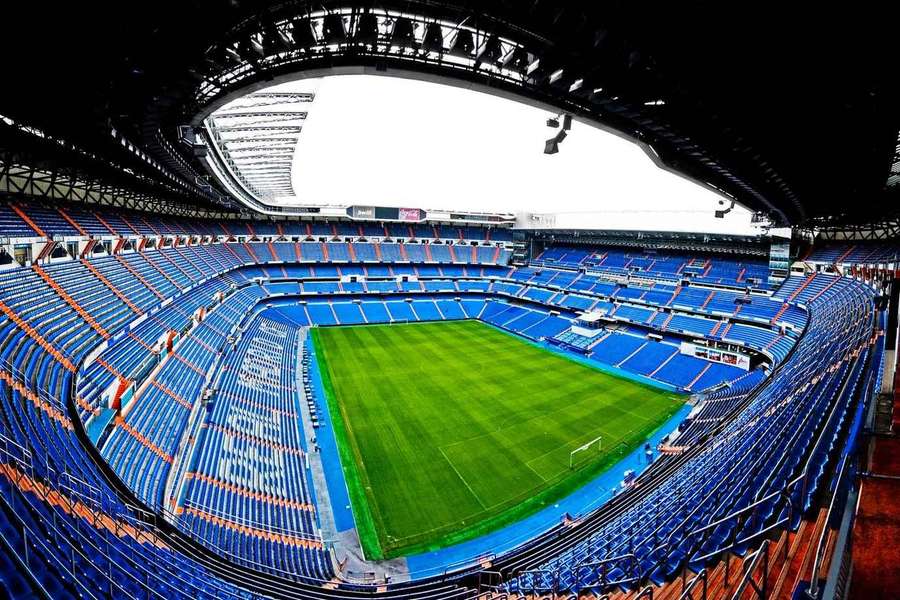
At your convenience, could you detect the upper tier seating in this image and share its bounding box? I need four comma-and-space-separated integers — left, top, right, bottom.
534, 245, 770, 289
1, 200, 514, 243
807, 242, 900, 264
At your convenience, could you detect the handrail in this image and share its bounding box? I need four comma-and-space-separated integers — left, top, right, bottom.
514, 568, 559, 595
571, 553, 640, 590
637, 314, 869, 580
632, 364, 856, 580
678, 569, 707, 600
728, 539, 770, 600
2, 440, 183, 563
0, 475, 240, 600
159, 503, 327, 583
3, 388, 341, 596
4, 389, 482, 599
545, 479, 796, 598
635, 585, 655, 599
806, 407, 863, 598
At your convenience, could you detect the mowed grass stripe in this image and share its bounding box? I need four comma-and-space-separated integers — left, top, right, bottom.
313, 320, 684, 559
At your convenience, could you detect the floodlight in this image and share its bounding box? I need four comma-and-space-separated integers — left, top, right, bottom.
390, 17, 416, 47
355, 13, 379, 44
449, 30, 475, 57
291, 19, 316, 48
476, 36, 503, 65
262, 26, 290, 55
322, 14, 347, 44
543, 130, 567, 154
238, 37, 264, 61
502, 47, 530, 73
423, 23, 443, 53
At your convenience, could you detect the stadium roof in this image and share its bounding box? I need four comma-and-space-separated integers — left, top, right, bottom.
204, 91, 312, 203
1, 1, 898, 229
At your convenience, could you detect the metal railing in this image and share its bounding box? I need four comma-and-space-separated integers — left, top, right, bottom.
806, 398, 866, 599
728, 539, 774, 600
571, 553, 640, 591
678, 569, 707, 600
1, 366, 488, 599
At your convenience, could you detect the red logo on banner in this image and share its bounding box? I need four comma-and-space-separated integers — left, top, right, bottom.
399, 208, 421, 221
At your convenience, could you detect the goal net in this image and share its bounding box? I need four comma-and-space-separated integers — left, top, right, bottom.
569, 435, 603, 469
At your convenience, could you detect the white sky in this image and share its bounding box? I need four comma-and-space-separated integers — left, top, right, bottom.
265, 75, 760, 235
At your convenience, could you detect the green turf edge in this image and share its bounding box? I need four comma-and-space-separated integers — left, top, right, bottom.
313, 322, 686, 560
311, 328, 387, 560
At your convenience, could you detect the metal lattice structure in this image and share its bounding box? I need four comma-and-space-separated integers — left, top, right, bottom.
2, 2, 899, 225
0, 115, 229, 219
176, 4, 896, 227
888, 128, 900, 188
806, 219, 900, 242
204, 92, 312, 203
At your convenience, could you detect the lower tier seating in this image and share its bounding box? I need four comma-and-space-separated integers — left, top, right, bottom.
0, 232, 876, 600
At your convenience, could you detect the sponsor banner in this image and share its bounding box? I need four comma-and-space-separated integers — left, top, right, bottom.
680, 341, 750, 371
399, 207, 422, 222
351, 205, 376, 219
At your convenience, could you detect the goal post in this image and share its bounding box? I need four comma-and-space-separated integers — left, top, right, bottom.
569, 435, 603, 469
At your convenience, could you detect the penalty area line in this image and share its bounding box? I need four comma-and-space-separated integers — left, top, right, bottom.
438, 446, 488, 510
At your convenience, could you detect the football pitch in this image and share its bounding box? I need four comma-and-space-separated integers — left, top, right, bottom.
312, 319, 684, 560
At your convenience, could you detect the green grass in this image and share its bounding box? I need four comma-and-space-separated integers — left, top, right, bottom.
312, 320, 684, 560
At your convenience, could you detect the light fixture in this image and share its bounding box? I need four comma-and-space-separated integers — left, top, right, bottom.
322, 14, 347, 44
449, 30, 475, 57
543, 114, 572, 154
390, 17, 416, 47
355, 12, 379, 44
476, 35, 503, 65
291, 19, 316, 48
237, 37, 264, 61
262, 25, 291, 55
543, 129, 567, 154
715, 200, 736, 218
501, 47, 530, 73
423, 22, 444, 53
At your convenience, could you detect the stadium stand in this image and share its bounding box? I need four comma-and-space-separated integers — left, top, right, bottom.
178, 318, 331, 580
505, 273, 877, 596
533, 245, 771, 288
0, 200, 515, 247
3, 4, 898, 598
0, 212, 879, 599
807, 242, 900, 265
